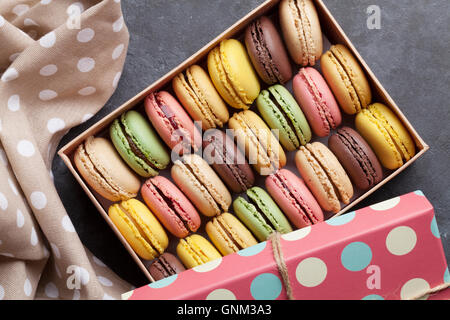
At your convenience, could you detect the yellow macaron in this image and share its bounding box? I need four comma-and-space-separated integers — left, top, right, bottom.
108, 199, 168, 260
207, 39, 260, 109
355, 103, 416, 170
176, 234, 222, 269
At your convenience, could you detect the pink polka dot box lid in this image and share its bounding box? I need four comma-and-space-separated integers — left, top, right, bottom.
122, 191, 450, 300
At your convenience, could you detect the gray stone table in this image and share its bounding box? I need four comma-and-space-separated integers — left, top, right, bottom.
53, 0, 450, 287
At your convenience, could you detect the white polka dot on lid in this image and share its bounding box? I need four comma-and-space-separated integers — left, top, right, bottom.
370, 197, 400, 211
192, 258, 222, 272
8, 94, 20, 111
282, 226, 311, 241
112, 17, 124, 32
39, 31, 56, 48
17, 209, 25, 228
386, 226, 417, 256
98, 276, 113, 287
47, 118, 65, 134
112, 44, 125, 60
24, 279, 32, 297
77, 57, 95, 72
77, 28, 95, 43
400, 278, 430, 300
1, 68, 19, 82
44, 282, 59, 298
39, 89, 58, 101
62, 215, 75, 232
12, 4, 29, 16
121, 291, 133, 300
8, 178, 18, 196
296, 257, 327, 288
112, 72, 121, 88
17, 140, 35, 157
40, 64, 58, 76
30, 191, 47, 210
0, 192, 8, 211
78, 87, 96, 96
206, 289, 236, 300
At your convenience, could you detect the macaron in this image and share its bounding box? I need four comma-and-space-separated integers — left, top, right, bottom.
203, 129, 255, 193
279, 0, 323, 66
266, 169, 324, 229
233, 187, 293, 242
173, 65, 229, 130
329, 127, 383, 190
74, 136, 140, 201
148, 253, 186, 281
257, 84, 312, 151
207, 39, 260, 109
355, 103, 416, 170
108, 199, 168, 260
244, 16, 292, 85
228, 110, 287, 176
206, 213, 258, 256
295, 142, 354, 213
145, 91, 202, 155
176, 234, 222, 269
293, 67, 342, 137
110, 110, 170, 177
141, 176, 201, 238
171, 154, 232, 217
321, 44, 372, 115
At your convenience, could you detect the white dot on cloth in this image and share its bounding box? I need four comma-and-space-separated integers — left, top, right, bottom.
45, 282, 59, 298
78, 87, 96, 96
41, 0, 52, 4
39, 89, 58, 101
24, 18, 39, 26
40, 64, 58, 76
0, 149, 8, 166
12, 4, 29, 16
0, 192, 8, 211
0, 119, 2, 132
43, 245, 49, 258
50, 243, 60, 259
72, 290, 80, 300
24, 279, 32, 297
82, 113, 93, 122
30, 227, 38, 246
98, 276, 113, 287
296, 257, 327, 288
67, 2, 84, 15
206, 289, 236, 300
0, 15, 5, 27
39, 31, 56, 48
1, 68, 19, 82
77, 28, 95, 43
92, 256, 107, 267
47, 118, 65, 133
77, 57, 95, 72
400, 278, 430, 300
112, 17, 124, 32
8, 94, 20, 111
112, 44, 124, 60
54, 263, 61, 278
17, 209, 25, 228
386, 226, 417, 256
102, 293, 116, 300
9, 52, 20, 62
0, 285, 4, 300
8, 178, 18, 196
112, 72, 121, 88
62, 215, 75, 232
30, 191, 47, 210
114, 0, 121, 3
17, 140, 35, 157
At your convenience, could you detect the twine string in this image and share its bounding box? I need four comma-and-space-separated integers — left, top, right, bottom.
268, 232, 295, 300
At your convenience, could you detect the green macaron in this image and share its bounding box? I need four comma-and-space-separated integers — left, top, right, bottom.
256, 84, 312, 151
233, 187, 292, 241
110, 110, 170, 177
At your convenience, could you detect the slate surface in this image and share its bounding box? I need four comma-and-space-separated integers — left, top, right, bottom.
53, 0, 450, 287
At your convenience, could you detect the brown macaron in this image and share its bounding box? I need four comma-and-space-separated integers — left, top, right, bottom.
329, 127, 383, 190
148, 253, 186, 281
245, 16, 292, 85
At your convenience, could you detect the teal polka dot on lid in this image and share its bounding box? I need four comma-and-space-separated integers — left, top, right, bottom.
148, 274, 178, 289
341, 242, 373, 272
414, 190, 425, 196
326, 211, 356, 226
238, 241, 267, 257
362, 294, 384, 300
444, 268, 450, 284
430, 216, 441, 239
250, 273, 282, 300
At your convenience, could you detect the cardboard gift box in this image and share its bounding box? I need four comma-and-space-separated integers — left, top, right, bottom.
122, 192, 450, 300
59, 0, 430, 283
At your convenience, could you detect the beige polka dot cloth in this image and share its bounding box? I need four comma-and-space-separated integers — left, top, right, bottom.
0, 0, 134, 300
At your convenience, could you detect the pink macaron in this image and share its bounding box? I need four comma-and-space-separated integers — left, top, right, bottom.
266, 169, 323, 229
293, 67, 342, 137
145, 91, 202, 155
141, 176, 201, 238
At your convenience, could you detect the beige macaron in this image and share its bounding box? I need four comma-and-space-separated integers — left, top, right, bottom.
295, 142, 353, 213
171, 153, 232, 217
279, 0, 323, 66
74, 136, 141, 201
173, 65, 229, 130
321, 44, 372, 115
